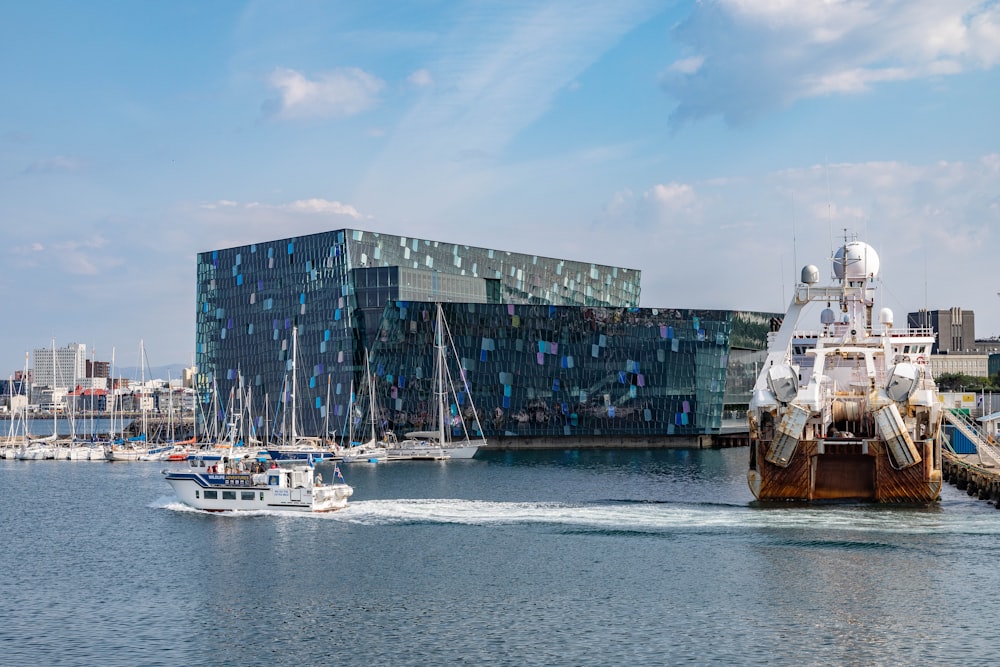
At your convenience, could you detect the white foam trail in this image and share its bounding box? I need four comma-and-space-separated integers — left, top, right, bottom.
154, 496, 1000, 535
332, 499, 1000, 535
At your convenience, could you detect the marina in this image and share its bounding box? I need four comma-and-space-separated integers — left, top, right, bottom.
3, 447, 1000, 666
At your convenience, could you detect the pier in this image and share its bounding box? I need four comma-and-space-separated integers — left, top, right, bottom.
942, 409, 1000, 508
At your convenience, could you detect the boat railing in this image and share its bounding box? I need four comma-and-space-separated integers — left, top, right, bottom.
787, 327, 935, 339
944, 409, 1000, 466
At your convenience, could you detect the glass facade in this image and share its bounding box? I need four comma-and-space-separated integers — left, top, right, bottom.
195, 228, 642, 440
365, 303, 772, 440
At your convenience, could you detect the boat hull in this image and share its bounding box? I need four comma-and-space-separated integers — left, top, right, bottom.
388, 441, 483, 460
748, 439, 942, 502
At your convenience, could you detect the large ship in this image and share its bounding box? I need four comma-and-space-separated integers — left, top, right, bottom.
747, 237, 943, 502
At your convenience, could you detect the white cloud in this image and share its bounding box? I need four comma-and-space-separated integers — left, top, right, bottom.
22, 155, 83, 174
200, 200, 239, 210
356, 1, 662, 218
662, 0, 1000, 125
602, 181, 699, 228
284, 198, 362, 218
198, 198, 363, 218
587, 155, 1000, 332
668, 55, 703, 74
407, 68, 434, 87
264, 66, 385, 119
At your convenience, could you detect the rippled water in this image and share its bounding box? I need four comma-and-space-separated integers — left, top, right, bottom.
2, 448, 999, 666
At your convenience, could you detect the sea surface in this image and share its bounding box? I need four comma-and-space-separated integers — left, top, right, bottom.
2, 447, 999, 666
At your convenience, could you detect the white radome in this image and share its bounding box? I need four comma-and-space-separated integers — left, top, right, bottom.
833, 241, 880, 281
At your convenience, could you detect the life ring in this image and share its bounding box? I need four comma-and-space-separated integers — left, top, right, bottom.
915, 355, 926, 365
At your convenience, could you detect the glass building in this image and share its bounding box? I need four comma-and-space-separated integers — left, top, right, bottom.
195, 228, 773, 445
366, 303, 772, 445
196, 229, 644, 440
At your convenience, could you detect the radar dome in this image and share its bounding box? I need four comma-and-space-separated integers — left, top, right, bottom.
833, 241, 880, 281
801, 264, 820, 284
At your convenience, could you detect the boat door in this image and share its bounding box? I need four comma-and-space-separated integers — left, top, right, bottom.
291, 488, 303, 502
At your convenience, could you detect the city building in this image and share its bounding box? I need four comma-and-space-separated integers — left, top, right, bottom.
908, 307, 976, 354
86, 359, 111, 379
31, 342, 87, 403
930, 354, 990, 378
195, 228, 774, 445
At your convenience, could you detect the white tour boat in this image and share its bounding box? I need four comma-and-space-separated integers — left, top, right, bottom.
163, 459, 353, 513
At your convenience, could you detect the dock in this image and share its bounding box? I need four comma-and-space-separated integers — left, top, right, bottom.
942, 409, 1000, 508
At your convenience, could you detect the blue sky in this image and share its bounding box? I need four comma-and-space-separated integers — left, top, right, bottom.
2, 0, 999, 373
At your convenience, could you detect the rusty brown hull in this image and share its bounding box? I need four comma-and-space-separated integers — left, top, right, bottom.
749, 439, 941, 502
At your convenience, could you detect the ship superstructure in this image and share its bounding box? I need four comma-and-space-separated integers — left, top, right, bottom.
747, 238, 942, 501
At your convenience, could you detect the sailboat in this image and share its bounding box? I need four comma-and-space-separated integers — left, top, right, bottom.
386, 303, 488, 460
265, 325, 338, 462
107, 340, 154, 461
164, 325, 353, 513
340, 349, 392, 463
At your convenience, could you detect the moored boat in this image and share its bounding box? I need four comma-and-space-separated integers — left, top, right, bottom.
747, 236, 943, 502
383, 303, 487, 461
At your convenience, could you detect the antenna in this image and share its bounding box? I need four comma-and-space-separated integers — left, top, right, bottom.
825, 159, 834, 264
790, 197, 798, 284
923, 245, 929, 313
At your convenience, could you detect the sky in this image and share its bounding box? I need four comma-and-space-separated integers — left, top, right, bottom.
2, 0, 999, 374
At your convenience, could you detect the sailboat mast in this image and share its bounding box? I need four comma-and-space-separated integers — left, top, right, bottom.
140, 339, 148, 441
365, 348, 376, 443
291, 326, 297, 443
437, 304, 446, 443
51, 338, 58, 439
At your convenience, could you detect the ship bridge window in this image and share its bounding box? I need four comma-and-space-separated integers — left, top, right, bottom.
241, 491, 255, 501
204, 490, 218, 500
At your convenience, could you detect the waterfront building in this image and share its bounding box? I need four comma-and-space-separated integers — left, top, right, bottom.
365, 302, 772, 445
32, 342, 87, 390
195, 228, 773, 445
930, 354, 990, 378
86, 359, 110, 379
908, 307, 976, 354
31, 341, 87, 406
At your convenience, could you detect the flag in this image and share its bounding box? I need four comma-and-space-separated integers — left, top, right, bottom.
307, 453, 314, 468
334, 464, 344, 482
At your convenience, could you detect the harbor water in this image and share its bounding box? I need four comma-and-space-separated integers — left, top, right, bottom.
2, 447, 999, 666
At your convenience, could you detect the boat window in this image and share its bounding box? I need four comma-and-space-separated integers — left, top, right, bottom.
195, 490, 200, 499
204, 490, 218, 499
260, 492, 265, 501
269, 475, 279, 485
223, 491, 237, 500
241, 491, 255, 500
903, 345, 910, 353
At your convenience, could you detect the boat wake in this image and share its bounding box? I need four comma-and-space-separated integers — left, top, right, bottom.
153, 496, 1000, 536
